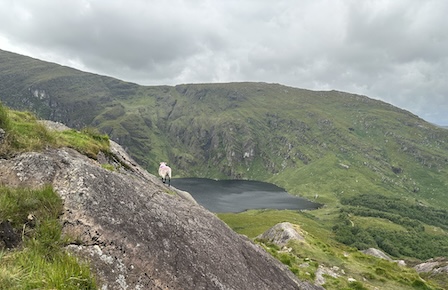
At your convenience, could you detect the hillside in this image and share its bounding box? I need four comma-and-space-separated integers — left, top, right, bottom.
0, 110, 445, 290
1, 49, 448, 264
0, 105, 320, 289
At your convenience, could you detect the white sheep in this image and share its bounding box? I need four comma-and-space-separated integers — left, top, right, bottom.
158, 162, 172, 186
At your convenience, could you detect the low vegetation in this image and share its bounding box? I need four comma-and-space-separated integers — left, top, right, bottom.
0, 106, 54, 156
0, 185, 97, 289
55, 127, 110, 159
218, 209, 441, 290
333, 194, 448, 259
0, 102, 110, 158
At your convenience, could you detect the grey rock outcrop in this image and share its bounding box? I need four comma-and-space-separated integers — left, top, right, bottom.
361, 248, 406, 266
361, 248, 392, 261
0, 131, 321, 289
314, 265, 341, 286
258, 222, 305, 247
414, 258, 448, 275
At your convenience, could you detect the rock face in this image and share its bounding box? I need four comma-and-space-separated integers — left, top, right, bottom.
0, 134, 321, 289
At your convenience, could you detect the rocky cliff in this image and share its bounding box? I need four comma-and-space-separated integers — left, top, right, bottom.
0, 122, 322, 290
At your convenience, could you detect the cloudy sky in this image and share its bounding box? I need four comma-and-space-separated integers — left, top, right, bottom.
1, 0, 447, 125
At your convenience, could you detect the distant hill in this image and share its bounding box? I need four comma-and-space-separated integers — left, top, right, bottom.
1, 49, 448, 262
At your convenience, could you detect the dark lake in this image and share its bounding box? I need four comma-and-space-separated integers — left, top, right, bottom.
171, 178, 321, 213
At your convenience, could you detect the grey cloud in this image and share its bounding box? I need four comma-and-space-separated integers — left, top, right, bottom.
1, 1, 227, 77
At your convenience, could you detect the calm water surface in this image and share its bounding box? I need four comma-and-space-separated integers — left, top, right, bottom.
171, 178, 321, 213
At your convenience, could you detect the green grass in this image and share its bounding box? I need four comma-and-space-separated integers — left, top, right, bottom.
0, 102, 110, 159
55, 127, 110, 159
352, 216, 408, 232
0, 108, 55, 155
0, 185, 61, 229
218, 209, 440, 290
101, 163, 116, 171
0, 186, 96, 289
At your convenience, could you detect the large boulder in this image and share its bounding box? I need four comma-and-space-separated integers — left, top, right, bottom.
361, 248, 406, 266
361, 248, 392, 261
258, 222, 305, 247
0, 136, 322, 289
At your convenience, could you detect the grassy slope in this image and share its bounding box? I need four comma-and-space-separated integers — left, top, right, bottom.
218, 209, 441, 290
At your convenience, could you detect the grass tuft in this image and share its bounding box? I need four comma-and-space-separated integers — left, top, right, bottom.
0, 185, 96, 289
0, 102, 110, 159
54, 128, 110, 159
